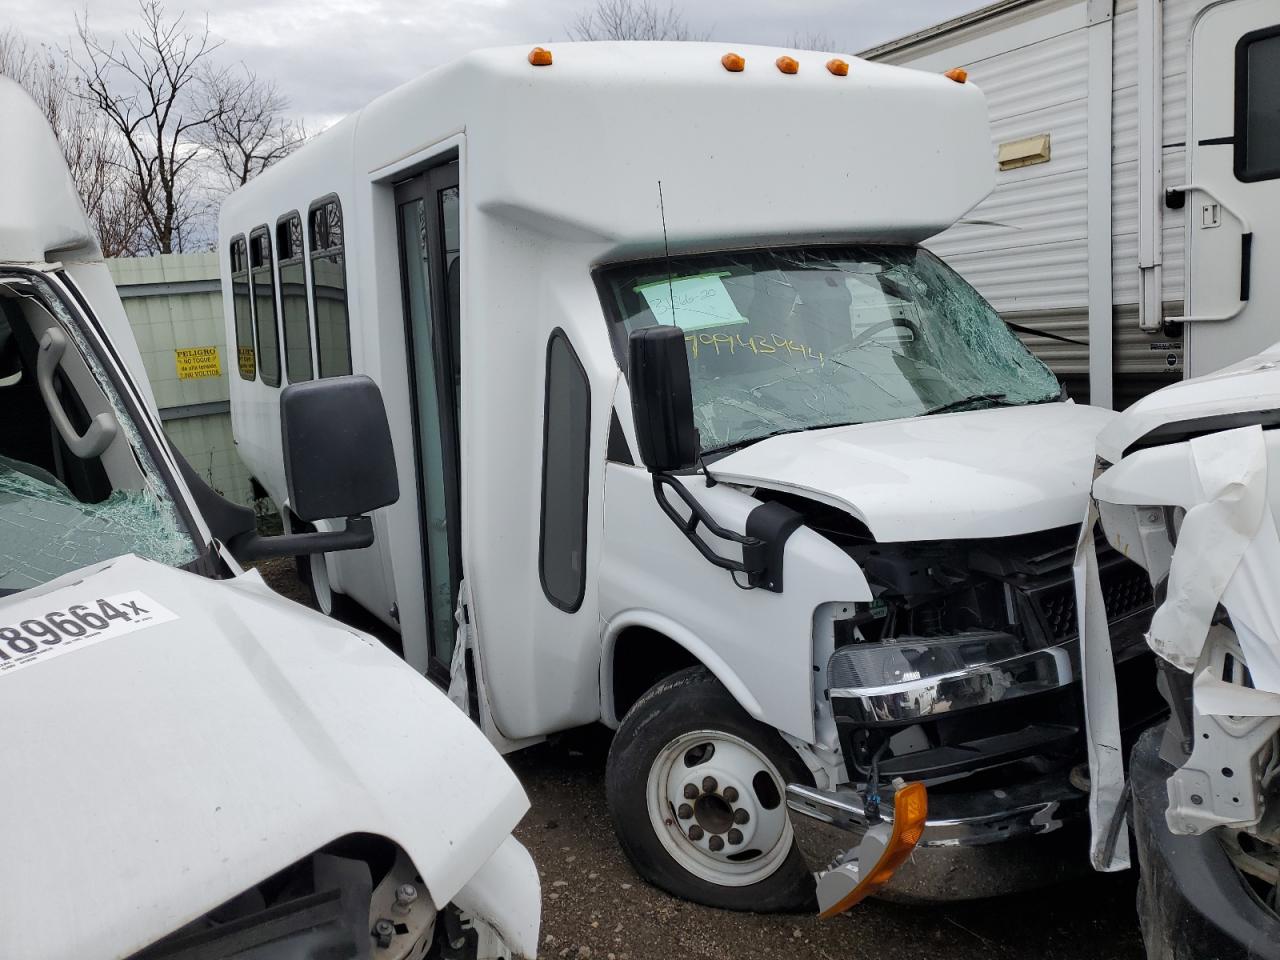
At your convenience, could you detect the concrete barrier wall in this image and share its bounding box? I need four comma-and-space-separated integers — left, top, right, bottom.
107, 254, 255, 506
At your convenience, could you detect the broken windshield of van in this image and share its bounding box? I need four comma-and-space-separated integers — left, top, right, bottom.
606, 245, 1062, 453
0, 275, 197, 593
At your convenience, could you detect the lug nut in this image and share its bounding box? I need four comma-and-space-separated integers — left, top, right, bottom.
702, 776, 718, 793
727, 828, 743, 845
708, 835, 725, 852
733, 808, 750, 825
677, 803, 693, 820
723, 786, 738, 803
688, 825, 704, 841
684, 783, 699, 800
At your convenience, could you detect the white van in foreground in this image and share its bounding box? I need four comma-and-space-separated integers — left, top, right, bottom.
0, 78, 539, 960
221, 43, 1160, 910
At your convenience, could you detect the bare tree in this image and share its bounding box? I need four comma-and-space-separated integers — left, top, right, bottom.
787, 31, 842, 52
74, 1, 228, 254
0, 29, 146, 256
568, 0, 710, 41
198, 66, 306, 193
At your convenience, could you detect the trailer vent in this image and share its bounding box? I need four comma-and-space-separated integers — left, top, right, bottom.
997, 134, 1051, 171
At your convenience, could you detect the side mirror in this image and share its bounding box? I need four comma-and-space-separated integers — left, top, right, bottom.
628, 325, 698, 473
179, 375, 400, 563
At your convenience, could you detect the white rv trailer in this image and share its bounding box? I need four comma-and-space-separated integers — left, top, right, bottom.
220, 42, 1161, 911
0, 77, 539, 960
864, 0, 1280, 408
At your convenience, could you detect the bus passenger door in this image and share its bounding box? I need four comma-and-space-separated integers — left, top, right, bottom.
394, 162, 462, 683
1183, 0, 1280, 377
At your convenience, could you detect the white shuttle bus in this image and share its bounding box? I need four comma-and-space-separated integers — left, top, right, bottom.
221, 43, 1160, 911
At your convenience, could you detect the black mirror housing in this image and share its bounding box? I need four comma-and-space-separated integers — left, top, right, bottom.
281, 375, 399, 522
627, 325, 698, 473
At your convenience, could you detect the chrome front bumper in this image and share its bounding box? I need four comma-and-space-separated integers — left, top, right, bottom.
788, 776, 1092, 900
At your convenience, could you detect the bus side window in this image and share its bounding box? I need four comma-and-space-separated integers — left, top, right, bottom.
249, 226, 281, 387
307, 196, 353, 378
538, 329, 590, 612
230, 235, 255, 381
276, 212, 313, 382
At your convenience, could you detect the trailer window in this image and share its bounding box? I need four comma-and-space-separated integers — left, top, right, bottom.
230, 236, 255, 381
1236, 25, 1280, 182
276, 213, 312, 382
249, 227, 280, 387
539, 330, 590, 613
308, 196, 352, 377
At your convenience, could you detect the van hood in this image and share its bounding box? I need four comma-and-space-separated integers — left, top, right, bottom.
713, 401, 1114, 541
0, 554, 528, 960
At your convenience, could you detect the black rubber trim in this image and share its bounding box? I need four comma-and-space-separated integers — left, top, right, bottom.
743, 500, 803, 592
1199, 135, 1235, 146
607, 408, 634, 465
1123, 409, 1280, 458
1241, 232, 1253, 301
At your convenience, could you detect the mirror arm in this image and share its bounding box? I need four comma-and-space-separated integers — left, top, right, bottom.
651, 473, 762, 577
227, 515, 374, 562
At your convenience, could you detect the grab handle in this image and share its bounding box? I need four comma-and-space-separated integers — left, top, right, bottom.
37, 327, 118, 459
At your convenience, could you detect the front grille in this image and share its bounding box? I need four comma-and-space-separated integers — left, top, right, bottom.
1026, 555, 1153, 643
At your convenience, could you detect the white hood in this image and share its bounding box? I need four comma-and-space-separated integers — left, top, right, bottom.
713, 401, 1114, 541
0, 555, 529, 960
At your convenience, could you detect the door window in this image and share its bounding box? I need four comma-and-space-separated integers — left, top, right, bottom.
1236, 26, 1280, 182
308, 196, 353, 377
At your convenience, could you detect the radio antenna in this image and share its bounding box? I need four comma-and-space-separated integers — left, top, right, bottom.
658, 180, 675, 322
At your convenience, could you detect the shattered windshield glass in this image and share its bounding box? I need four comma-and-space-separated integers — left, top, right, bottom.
602, 245, 1062, 453
0, 274, 198, 595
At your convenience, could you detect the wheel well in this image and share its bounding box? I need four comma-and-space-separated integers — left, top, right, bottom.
610, 626, 701, 721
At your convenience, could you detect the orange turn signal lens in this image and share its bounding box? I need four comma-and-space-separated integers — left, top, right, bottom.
721, 52, 745, 72
528, 47, 553, 66
776, 55, 800, 75
818, 782, 928, 919
944, 67, 968, 83
826, 58, 849, 77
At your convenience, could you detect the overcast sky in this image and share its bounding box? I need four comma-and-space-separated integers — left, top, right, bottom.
1, 0, 985, 128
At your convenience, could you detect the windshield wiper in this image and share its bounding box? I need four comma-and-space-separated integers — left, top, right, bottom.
705, 420, 864, 458
923, 393, 1013, 416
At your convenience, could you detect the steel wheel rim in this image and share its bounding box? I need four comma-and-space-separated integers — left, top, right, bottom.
645, 729, 794, 887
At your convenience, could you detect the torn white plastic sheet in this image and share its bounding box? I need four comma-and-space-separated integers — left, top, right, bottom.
1074, 502, 1130, 871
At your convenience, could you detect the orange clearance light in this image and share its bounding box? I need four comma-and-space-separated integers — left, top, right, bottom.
776, 55, 800, 75
826, 58, 849, 77
528, 47, 553, 66
721, 52, 745, 72
945, 66, 968, 83
816, 781, 928, 919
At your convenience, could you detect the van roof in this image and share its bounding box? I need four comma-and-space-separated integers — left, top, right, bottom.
0, 77, 100, 266
221, 42, 994, 252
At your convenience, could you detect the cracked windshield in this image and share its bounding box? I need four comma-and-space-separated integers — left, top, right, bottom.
0, 277, 197, 595
604, 245, 1061, 453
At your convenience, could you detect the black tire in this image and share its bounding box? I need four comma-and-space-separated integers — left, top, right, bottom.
605, 666, 816, 912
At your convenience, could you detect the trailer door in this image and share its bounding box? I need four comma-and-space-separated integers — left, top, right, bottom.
395, 162, 462, 680
1184, 0, 1280, 377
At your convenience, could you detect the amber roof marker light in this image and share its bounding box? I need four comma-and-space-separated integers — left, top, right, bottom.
944, 67, 969, 83
528, 47, 553, 66
776, 55, 800, 75
721, 52, 745, 72
826, 58, 849, 77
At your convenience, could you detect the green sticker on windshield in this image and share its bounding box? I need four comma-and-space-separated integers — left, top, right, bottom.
635, 273, 748, 331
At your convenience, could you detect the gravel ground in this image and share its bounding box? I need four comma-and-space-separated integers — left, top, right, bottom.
253, 558, 1147, 960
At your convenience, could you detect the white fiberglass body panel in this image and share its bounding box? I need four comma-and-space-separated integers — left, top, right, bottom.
0, 554, 530, 960
715, 401, 1113, 542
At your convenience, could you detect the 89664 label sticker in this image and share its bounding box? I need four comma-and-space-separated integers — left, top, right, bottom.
0, 591, 177, 678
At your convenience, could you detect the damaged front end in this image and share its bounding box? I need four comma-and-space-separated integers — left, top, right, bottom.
785, 496, 1162, 901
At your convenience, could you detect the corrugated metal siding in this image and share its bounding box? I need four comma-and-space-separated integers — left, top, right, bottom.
107, 254, 255, 505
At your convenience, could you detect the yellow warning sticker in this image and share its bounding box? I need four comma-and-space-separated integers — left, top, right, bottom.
175, 346, 222, 380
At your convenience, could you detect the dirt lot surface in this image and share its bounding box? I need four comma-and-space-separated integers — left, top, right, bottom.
253, 558, 1146, 960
